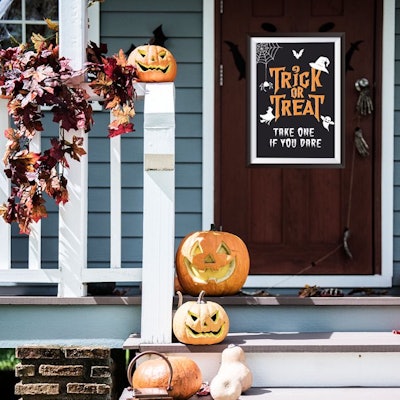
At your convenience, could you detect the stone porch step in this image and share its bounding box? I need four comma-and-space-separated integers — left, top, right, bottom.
124, 331, 400, 353
121, 387, 400, 400
193, 387, 400, 399
124, 332, 400, 387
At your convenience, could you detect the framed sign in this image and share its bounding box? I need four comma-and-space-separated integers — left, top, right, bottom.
249, 34, 344, 166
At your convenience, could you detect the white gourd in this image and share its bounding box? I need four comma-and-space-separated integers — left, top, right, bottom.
210, 344, 253, 400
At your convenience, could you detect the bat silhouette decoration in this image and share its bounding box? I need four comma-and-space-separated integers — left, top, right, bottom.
345, 40, 363, 72
224, 40, 246, 80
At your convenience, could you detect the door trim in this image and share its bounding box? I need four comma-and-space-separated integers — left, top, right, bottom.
202, 0, 215, 230
202, 0, 394, 288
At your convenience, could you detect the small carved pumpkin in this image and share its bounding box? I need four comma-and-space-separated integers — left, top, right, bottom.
131, 355, 202, 400
127, 44, 177, 82
173, 290, 230, 345
175, 226, 250, 296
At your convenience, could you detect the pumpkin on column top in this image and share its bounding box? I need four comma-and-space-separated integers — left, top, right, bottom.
175, 225, 250, 296
127, 44, 177, 82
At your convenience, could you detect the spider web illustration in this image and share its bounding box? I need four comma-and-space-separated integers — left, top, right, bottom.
256, 42, 281, 65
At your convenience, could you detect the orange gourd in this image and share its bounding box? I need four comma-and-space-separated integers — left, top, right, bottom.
131, 355, 202, 400
175, 226, 250, 296
127, 44, 177, 82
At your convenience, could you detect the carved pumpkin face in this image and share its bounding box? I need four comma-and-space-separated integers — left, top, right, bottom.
127, 44, 177, 82
173, 291, 229, 345
175, 229, 250, 296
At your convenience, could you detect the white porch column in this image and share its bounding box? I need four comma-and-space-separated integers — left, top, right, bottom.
141, 83, 175, 343
57, 0, 88, 296
0, 99, 11, 269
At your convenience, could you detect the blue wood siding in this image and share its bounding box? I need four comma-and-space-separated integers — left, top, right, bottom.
7, 0, 203, 271
8, 0, 400, 287
91, 0, 203, 267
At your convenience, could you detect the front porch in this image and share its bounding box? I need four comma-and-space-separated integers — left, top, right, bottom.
1, 0, 400, 398
3, 293, 400, 399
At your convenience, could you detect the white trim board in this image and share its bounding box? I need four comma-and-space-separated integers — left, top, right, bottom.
201, 0, 394, 288
202, 0, 215, 229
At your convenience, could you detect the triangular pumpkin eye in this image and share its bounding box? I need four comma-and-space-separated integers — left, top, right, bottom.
211, 311, 218, 322
191, 241, 203, 256
188, 311, 198, 321
138, 49, 147, 57
159, 51, 166, 59
216, 242, 230, 255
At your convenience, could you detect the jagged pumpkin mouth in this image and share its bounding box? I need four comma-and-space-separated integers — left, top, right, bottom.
185, 325, 223, 337
137, 62, 170, 74
184, 258, 235, 284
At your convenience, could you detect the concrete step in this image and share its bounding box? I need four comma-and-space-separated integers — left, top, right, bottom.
121, 386, 400, 400
124, 332, 400, 387
183, 295, 400, 333
192, 387, 400, 400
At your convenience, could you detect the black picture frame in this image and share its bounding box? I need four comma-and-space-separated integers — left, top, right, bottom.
248, 33, 344, 166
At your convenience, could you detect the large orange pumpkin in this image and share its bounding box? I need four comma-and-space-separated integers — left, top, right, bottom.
173, 290, 230, 345
175, 227, 250, 296
127, 44, 177, 82
130, 354, 202, 400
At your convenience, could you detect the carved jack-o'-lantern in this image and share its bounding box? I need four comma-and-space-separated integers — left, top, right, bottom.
173, 290, 229, 345
127, 44, 177, 82
175, 227, 250, 296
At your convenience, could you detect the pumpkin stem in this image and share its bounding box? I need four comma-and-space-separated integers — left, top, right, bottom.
210, 223, 216, 231
176, 291, 183, 308
197, 290, 207, 304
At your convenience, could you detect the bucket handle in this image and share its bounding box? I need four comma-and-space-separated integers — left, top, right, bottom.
127, 351, 173, 391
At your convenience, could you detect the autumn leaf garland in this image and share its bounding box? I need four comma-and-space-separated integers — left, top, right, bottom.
86, 45, 136, 138
0, 36, 137, 234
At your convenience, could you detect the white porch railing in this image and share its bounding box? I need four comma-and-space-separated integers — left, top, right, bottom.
0, 0, 175, 343
0, 82, 175, 296
0, 82, 175, 345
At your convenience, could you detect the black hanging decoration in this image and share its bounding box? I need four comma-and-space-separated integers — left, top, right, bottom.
125, 43, 136, 56
224, 40, 246, 80
261, 22, 277, 32
86, 41, 108, 63
149, 24, 168, 46
345, 40, 363, 72
318, 22, 335, 32
125, 24, 169, 54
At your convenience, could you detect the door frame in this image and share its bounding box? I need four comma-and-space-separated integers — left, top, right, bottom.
201, 0, 394, 288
